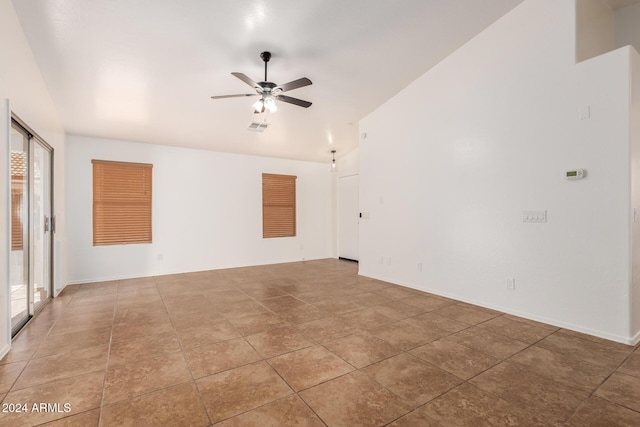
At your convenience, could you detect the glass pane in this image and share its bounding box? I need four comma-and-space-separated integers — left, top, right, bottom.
33, 142, 52, 309
10, 126, 29, 333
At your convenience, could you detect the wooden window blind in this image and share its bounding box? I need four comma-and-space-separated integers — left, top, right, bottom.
262, 173, 297, 238
92, 160, 153, 245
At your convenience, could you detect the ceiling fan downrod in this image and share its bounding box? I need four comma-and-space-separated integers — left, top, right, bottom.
260, 51, 271, 82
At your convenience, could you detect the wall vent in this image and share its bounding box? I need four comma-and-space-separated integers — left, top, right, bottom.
248, 122, 269, 132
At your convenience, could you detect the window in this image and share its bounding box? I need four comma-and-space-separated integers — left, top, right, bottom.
262, 173, 297, 238
92, 160, 153, 245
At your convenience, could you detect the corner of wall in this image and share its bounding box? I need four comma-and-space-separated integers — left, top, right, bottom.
576, 0, 616, 63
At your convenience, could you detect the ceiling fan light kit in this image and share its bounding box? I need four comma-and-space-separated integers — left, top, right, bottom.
211, 51, 312, 114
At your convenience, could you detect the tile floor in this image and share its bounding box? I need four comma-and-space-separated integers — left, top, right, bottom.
1, 259, 639, 426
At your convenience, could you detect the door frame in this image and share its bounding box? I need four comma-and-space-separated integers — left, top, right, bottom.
337, 173, 359, 262
10, 114, 54, 338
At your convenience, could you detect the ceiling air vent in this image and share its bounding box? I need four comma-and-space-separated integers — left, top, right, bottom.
247, 122, 269, 132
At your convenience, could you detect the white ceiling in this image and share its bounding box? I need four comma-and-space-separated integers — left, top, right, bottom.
12, 0, 525, 162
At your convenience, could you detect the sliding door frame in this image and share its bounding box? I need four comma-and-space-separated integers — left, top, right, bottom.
10, 113, 54, 338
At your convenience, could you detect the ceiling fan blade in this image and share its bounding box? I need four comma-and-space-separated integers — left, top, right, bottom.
276, 77, 312, 93
210, 94, 258, 99
231, 72, 260, 89
275, 95, 312, 108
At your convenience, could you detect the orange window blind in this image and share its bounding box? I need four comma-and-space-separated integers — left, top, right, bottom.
92, 160, 153, 245
262, 173, 297, 238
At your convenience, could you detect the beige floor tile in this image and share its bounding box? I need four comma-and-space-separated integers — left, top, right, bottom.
1, 371, 104, 426
404, 312, 468, 335
368, 320, 441, 351
618, 352, 640, 379
432, 303, 501, 325
196, 361, 292, 423
33, 327, 112, 358
100, 382, 210, 426
470, 361, 589, 424
226, 312, 289, 336
474, 315, 554, 344
241, 287, 289, 300
388, 408, 445, 427
245, 326, 314, 358
566, 396, 640, 426
538, 332, 633, 370
108, 332, 182, 366
216, 300, 271, 319
13, 344, 108, 391
324, 332, 402, 368
113, 304, 168, 322
9, 259, 638, 427
410, 339, 499, 380
38, 408, 100, 426
167, 309, 226, 329
260, 295, 309, 312
103, 352, 192, 404
268, 345, 354, 391
111, 317, 174, 343
402, 295, 457, 312
185, 337, 261, 378
277, 305, 329, 324
176, 320, 240, 349
299, 317, 362, 343
362, 353, 462, 408
311, 298, 364, 315
0, 361, 27, 393
48, 312, 114, 337
447, 327, 528, 359
0, 337, 41, 364
374, 286, 420, 300
337, 307, 398, 330
214, 395, 325, 427
344, 291, 391, 307
299, 371, 412, 426
595, 372, 640, 412
421, 382, 547, 426
508, 344, 612, 392
372, 301, 426, 320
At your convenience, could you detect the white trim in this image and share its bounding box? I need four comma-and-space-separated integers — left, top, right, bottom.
0, 343, 10, 360
4, 99, 11, 347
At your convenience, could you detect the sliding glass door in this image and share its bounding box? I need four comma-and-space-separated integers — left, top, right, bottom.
10, 124, 30, 333
10, 118, 53, 337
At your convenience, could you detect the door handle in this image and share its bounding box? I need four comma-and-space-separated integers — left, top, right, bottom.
44, 215, 50, 233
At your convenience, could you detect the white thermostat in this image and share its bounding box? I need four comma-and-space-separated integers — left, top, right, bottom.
565, 169, 585, 180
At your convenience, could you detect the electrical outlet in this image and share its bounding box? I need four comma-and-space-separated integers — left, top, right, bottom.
379, 256, 384, 264
417, 262, 423, 272
506, 277, 515, 291
157, 253, 164, 261
386, 257, 392, 265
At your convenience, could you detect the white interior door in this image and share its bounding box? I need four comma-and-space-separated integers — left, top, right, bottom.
338, 174, 359, 261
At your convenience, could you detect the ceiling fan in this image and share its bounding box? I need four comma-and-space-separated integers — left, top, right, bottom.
211, 51, 312, 113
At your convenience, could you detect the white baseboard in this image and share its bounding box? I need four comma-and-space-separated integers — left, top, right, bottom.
358, 271, 635, 345
0, 343, 10, 361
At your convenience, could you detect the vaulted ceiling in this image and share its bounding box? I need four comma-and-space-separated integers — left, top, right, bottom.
13, 0, 528, 162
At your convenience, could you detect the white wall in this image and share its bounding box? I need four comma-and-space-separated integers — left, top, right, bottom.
616, 3, 640, 53
359, 0, 637, 343
65, 136, 332, 283
631, 47, 640, 343
0, 0, 66, 357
